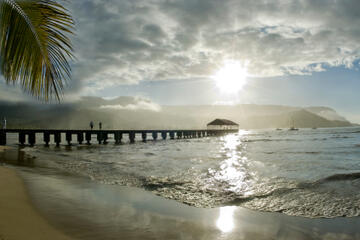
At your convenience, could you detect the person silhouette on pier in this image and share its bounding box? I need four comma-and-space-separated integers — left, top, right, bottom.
99, 122, 102, 130
2, 117, 6, 130
90, 121, 94, 130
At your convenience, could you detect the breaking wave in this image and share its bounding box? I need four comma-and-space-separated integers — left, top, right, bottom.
7, 127, 360, 218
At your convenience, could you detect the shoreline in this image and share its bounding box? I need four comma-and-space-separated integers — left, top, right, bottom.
0, 147, 75, 240
20, 164, 360, 240
2, 146, 360, 239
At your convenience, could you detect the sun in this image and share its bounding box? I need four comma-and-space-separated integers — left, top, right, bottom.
213, 61, 248, 94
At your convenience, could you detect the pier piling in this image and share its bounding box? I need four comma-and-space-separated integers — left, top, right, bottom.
114, 132, 122, 144
29, 132, 36, 146
54, 132, 61, 147
129, 132, 135, 143
77, 132, 84, 144
161, 131, 167, 140
97, 133, 103, 144
19, 132, 25, 145
86, 132, 91, 145
0, 130, 6, 145
152, 132, 158, 140
44, 132, 50, 146
66, 132, 72, 145
141, 132, 147, 142
169, 131, 175, 140
2, 129, 237, 146
103, 133, 108, 144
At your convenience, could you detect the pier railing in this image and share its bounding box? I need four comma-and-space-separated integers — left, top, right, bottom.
0, 129, 238, 146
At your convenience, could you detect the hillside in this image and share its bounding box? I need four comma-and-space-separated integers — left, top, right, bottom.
0, 97, 354, 129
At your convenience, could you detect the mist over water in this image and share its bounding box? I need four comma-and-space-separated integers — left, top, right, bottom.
8, 127, 360, 218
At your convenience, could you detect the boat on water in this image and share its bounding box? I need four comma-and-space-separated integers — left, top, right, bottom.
288, 118, 299, 131
276, 128, 282, 131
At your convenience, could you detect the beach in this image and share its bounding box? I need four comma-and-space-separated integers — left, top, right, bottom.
4, 160, 360, 240
1, 0, 360, 238
0, 168, 74, 240
0, 147, 74, 240
2, 130, 360, 239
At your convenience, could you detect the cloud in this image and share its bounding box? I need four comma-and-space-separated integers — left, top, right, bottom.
316, 110, 348, 122
68, 0, 360, 93
213, 101, 236, 106
100, 97, 161, 112
0, 77, 36, 102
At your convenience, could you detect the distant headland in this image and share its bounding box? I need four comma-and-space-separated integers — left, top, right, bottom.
0, 97, 355, 129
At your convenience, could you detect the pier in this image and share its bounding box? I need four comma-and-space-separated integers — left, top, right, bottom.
0, 129, 237, 146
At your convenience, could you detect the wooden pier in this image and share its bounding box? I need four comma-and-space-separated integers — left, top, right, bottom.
0, 129, 237, 146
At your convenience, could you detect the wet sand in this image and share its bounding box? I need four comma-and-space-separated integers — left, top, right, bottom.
2, 146, 360, 240
20, 169, 360, 240
0, 165, 74, 240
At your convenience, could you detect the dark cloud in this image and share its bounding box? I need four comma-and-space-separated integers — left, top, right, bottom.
67, 0, 360, 94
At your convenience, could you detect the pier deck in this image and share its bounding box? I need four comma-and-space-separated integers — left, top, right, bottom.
0, 129, 237, 146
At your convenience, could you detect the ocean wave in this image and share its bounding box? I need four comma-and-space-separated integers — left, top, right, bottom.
15, 128, 360, 219
316, 172, 360, 183
22, 151, 360, 218
244, 138, 300, 143
330, 136, 352, 139
240, 188, 360, 218
144, 152, 156, 156
28, 149, 360, 218
348, 131, 360, 134
225, 187, 297, 205
264, 151, 321, 155
137, 173, 360, 218
288, 151, 321, 154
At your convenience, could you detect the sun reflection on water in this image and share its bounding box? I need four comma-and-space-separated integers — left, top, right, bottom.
216, 206, 236, 232
211, 131, 253, 193
223, 134, 239, 151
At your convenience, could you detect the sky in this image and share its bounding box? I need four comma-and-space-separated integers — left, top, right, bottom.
1, 0, 360, 122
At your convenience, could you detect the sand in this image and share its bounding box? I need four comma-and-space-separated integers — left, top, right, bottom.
1, 145, 360, 239
0, 165, 75, 240
22, 167, 360, 240
0, 146, 11, 152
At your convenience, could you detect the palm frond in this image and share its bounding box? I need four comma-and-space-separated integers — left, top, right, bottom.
0, 0, 75, 101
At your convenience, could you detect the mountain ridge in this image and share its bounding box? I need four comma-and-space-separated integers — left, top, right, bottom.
0, 97, 354, 129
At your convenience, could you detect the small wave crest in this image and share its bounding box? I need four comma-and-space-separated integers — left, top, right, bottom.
245, 138, 300, 143
316, 172, 360, 183
331, 136, 352, 139
144, 152, 156, 156
17, 130, 360, 219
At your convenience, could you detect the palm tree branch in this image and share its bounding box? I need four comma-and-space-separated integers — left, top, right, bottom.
0, 0, 75, 101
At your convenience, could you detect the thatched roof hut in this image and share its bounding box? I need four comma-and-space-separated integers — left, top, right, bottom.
207, 119, 239, 130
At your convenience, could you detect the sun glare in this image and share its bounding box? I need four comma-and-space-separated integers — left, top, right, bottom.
214, 61, 248, 94
216, 206, 236, 232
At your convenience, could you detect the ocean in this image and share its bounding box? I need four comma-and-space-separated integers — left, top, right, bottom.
4, 127, 360, 219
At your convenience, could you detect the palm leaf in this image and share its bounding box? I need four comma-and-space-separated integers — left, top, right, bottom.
0, 0, 75, 101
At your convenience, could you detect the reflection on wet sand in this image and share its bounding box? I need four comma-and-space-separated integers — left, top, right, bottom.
216, 206, 236, 233
0, 147, 35, 167
18, 168, 360, 240
2, 138, 360, 239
